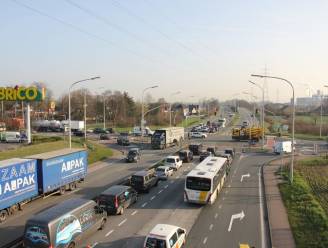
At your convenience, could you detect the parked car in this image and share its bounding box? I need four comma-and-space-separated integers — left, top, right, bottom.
117, 134, 130, 146
224, 148, 236, 158
179, 150, 193, 163
190, 132, 207, 138
155, 166, 174, 180
199, 150, 213, 162
106, 127, 114, 133
188, 143, 203, 155
130, 169, 159, 193
125, 148, 141, 162
144, 224, 186, 248
100, 133, 110, 140
23, 199, 106, 248
164, 156, 183, 170
94, 128, 109, 134
97, 185, 137, 215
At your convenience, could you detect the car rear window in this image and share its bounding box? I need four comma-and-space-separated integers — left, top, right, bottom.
166, 158, 175, 163
156, 168, 165, 172
98, 195, 115, 206
145, 237, 167, 248
132, 175, 144, 183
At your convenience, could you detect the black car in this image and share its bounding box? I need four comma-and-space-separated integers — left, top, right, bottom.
100, 133, 110, 140
206, 146, 218, 154
126, 148, 141, 162
94, 128, 109, 134
73, 130, 84, 136
117, 134, 130, 146
130, 169, 159, 193
188, 143, 203, 155
97, 185, 137, 215
179, 150, 193, 163
106, 127, 114, 133
199, 150, 212, 162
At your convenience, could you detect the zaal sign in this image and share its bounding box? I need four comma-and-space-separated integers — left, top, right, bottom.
0, 86, 45, 101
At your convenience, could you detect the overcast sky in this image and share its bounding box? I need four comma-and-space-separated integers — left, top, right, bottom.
1, 0, 328, 103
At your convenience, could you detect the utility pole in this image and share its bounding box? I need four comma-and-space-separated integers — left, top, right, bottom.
84, 90, 87, 141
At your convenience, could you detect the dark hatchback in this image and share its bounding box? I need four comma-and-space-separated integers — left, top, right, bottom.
126, 148, 141, 162
188, 143, 203, 155
179, 150, 193, 163
97, 185, 137, 215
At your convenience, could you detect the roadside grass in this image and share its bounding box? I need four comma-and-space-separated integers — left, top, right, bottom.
278, 157, 328, 247
177, 116, 202, 128
230, 113, 240, 126
296, 115, 328, 126
0, 138, 113, 165
293, 133, 326, 141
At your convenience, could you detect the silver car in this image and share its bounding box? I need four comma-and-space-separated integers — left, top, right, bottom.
155, 166, 174, 180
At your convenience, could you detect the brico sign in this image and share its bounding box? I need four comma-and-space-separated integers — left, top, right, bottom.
0, 86, 45, 101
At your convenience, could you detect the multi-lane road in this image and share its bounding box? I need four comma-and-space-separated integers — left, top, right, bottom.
0, 109, 276, 248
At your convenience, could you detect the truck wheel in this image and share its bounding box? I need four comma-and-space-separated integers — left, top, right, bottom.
119, 207, 124, 215
68, 242, 75, 248
59, 186, 66, 195
0, 210, 8, 223
99, 219, 106, 230
9, 204, 19, 215
69, 182, 76, 191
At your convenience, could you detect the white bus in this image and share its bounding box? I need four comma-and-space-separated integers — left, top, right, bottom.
184, 156, 228, 204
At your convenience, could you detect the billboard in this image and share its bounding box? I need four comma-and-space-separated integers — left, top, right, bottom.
0, 86, 45, 101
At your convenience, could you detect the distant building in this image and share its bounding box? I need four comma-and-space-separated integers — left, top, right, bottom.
296, 90, 326, 107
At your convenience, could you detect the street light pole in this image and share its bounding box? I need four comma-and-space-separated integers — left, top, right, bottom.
84, 90, 87, 141
141, 85, 158, 135
324, 85, 328, 137
169, 91, 181, 127
249, 81, 265, 150
251, 74, 295, 183
103, 93, 106, 129
69, 76, 100, 149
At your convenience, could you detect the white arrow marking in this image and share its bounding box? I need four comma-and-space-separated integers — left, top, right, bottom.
240, 173, 250, 182
228, 210, 245, 232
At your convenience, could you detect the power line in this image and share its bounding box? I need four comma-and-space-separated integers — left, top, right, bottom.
142, 0, 220, 57
64, 0, 174, 58
11, 0, 160, 65
110, 0, 212, 63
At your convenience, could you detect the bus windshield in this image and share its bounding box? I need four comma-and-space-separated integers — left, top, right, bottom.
186, 177, 211, 191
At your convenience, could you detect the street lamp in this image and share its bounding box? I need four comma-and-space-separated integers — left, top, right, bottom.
249, 80, 265, 150
242, 91, 258, 127
141, 85, 158, 135
251, 74, 295, 183
169, 91, 181, 127
323, 85, 328, 137
69, 76, 100, 148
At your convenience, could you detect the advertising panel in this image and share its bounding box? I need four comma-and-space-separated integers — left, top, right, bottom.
0, 86, 45, 101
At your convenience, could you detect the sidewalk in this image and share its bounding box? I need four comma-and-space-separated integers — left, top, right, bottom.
263, 160, 296, 248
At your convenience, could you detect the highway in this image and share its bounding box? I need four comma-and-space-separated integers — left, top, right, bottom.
0, 108, 274, 248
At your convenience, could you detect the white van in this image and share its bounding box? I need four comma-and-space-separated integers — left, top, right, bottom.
4, 132, 21, 143
144, 224, 186, 248
164, 156, 182, 170
274, 141, 292, 154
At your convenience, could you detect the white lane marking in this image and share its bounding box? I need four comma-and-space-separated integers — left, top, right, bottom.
170, 181, 174, 184
176, 176, 180, 179
209, 224, 213, 231
225, 190, 229, 194
131, 210, 138, 216
164, 185, 169, 189
259, 165, 266, 248
240, 173, 251, 182
158, 190, 163, 194
118, 218, 127, 227
90, 242, 98, 247
105, 230, 114, 237
215, 213, 218, 219
219, 204, 222, 209
141, 202, 147, 208
150, 196, 156, 201
228, 211, 245, 232
228, 184, 231, 188
222, 197, 226, 201
203, 237, 208, 244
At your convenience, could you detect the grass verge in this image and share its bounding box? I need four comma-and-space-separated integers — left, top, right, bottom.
279, 158, 328, 247
0, 138, 113, 165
